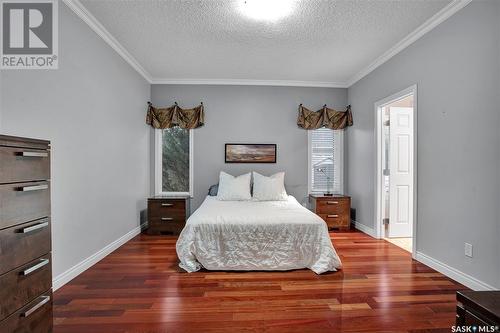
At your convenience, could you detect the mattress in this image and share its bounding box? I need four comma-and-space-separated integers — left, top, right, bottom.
176, 196, 342, 274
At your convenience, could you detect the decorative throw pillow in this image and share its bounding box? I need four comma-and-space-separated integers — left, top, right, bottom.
217, 172, 252, 201
252, 171, 288, 201
208, 184, 219, 196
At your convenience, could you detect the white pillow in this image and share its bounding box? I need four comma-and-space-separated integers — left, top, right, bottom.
252, 172, 288, 201
217, 172, 252, 201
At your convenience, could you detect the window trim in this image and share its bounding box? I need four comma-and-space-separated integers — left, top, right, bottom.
307, 129, 344, 195
154, 128, 194, 196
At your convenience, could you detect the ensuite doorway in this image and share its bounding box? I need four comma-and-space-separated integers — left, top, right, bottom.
375, 85, 417, 256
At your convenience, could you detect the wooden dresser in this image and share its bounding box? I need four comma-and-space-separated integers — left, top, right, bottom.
147, 196, 190, 235
0, 135, 53, 333
456, 291, 500, 330
310, 194, 351, 231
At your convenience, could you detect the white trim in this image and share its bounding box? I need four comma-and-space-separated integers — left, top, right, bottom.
154, 128, 194, 197
346, 0, 472, 87
307, 129, 344, 195
353, 220, 377, 238
150, 78, 348, 88
415, 252, 497, 291
374, 85, 418, 259
52, 223, 146, 291
62, 0, 153, 83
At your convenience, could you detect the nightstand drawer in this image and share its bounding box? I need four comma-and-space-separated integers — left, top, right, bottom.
148, 217, 185, 235
148, 200, 186, 218
319, 214, 350, 228
316, 199, 350, 214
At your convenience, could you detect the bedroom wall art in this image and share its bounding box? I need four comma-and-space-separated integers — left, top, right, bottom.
225, 144, 277, 163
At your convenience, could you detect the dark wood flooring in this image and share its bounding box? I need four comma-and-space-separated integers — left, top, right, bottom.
53, 231, 467, 333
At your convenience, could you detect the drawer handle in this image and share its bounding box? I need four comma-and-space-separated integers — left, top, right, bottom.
18, 184, 48, 192
161, 203, 174, 207
327, 214, 339, 218
327, 201, 339, 205
21, 259, 50, 276
18, 151, 48, 158
161, 217, 173, 221
21, 296, 50, 318
20, 221, 49, 233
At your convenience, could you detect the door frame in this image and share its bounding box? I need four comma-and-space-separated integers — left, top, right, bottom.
374, 84, 418, 259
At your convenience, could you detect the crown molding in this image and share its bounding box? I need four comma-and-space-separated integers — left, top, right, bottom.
150, 78, 348, 88
62, 0, 153, 83
346, 0, 473, 87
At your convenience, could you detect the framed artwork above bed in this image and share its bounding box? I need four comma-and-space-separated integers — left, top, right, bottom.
225, 144, 277, 163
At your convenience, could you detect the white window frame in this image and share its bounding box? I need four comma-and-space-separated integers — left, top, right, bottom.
154, 128, 194, 196
307, 129, 344, 195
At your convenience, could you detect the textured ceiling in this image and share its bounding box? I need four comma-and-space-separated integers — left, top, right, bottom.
79, 0, 451, 84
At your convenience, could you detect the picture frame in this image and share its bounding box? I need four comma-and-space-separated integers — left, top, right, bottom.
225, 144, 277, 163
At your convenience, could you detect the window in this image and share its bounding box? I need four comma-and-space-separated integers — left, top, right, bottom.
308, 128, 344, 194
155, 128, 193, 195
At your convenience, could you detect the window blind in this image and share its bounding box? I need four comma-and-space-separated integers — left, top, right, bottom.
310, 128, 343, 194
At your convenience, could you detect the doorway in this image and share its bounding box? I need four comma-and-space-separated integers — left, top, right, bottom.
375, 85, 417, 257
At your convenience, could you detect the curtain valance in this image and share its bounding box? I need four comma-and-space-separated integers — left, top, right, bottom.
146, 102, 204, 129
297, 104, 353, 130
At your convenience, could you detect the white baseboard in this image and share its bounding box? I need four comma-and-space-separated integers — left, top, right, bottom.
352, 220, 377, 238
415, 251, 496, 291
52, 223, 146, 291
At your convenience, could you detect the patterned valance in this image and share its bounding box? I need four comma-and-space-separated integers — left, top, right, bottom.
146, 102, 204, 129
297, 104, 353, 130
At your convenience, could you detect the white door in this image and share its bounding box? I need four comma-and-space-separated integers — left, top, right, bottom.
389, 107, 413, 238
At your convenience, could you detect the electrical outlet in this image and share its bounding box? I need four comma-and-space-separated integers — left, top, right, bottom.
464, 243, 473, 258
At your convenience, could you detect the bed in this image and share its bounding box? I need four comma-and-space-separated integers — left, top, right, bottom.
176, 195, 342, 274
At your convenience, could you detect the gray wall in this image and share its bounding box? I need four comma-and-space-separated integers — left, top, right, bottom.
151, 85, 347, 210
0, 4, 150, 278
346, 1, 500, 288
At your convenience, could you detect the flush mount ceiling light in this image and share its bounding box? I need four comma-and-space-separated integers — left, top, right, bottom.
238, 0, 296, 22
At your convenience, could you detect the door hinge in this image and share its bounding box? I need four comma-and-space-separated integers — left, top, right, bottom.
383, 218, 389, 225
383, 169, 390, 176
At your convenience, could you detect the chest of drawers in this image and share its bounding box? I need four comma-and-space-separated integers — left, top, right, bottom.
0, 135, 53, 333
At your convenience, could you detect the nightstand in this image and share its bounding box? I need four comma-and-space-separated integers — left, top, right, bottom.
309, 194, 351, 231
147, 196, 190, 235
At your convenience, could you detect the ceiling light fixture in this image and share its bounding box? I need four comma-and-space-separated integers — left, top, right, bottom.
239, 0, 296, 22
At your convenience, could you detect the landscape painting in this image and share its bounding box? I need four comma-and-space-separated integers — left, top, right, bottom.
225, 144, 277, 163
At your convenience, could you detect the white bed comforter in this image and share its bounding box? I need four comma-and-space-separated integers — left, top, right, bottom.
176, 196, 342, 274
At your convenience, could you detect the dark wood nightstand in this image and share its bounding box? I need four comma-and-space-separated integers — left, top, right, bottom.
309, 194, 351, 230
456, 291, 500, 329
147, 196, 190, 235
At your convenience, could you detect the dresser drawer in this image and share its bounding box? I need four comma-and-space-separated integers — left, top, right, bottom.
0, 147, 50, 184
316, 199, 350, 214
148, 199, 186, 219
0, 181, 50, 230
0, 218, 51, 276
0, 256, 52, 321
0, 291, 53, 333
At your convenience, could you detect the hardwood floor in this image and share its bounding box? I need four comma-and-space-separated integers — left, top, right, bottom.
54, 231, 467, 333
